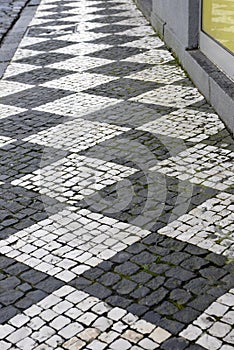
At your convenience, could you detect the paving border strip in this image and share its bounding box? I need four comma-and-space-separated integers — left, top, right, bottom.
0, 0, 41, 79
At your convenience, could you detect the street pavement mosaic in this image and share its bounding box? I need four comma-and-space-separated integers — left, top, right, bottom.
0, 0, 233, 349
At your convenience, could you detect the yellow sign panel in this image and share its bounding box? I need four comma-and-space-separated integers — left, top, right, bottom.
202, 0, 234, 54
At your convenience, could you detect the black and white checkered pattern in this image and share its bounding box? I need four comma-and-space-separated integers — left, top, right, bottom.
0, 0, 233, 349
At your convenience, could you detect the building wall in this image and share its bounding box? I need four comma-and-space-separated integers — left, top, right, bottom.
137, 0, 199, 50
153, 0, 191, 47
134, 0, 234, 134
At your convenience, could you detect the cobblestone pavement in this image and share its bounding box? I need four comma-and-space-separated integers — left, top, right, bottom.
0, 0, 29, 44
0, 0, 234, 349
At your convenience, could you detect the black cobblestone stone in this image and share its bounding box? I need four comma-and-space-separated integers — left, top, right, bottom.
220, 274, 233, 289
148, 246, 171, 257
127, 303, 148, 316
0, 290, 24, 306
78, 101, 175, 128
150, 263, 170, 275
75, 233, 234, 334
86, 59, 154, 76
0, 256, 13, 268
89, 22, 133, 30
0, 255, 65, 323
162, 252, 190, 265
174, 307, 200, 324
159, 318, 184, 334
90, 7, 128, 15
35, 277, 64, 294
207, 286, 227, 298
86, 46, 148, 60
26, 25, 75, 37
88, 2, 125, 9
106, 295, 131, 308
131, 271, 152, 284
204, 128, 234, 152
140, 288, 168, 307
37, 12, 75, 20
99, 272, 121, 286
144, 310, 162, 324
0, 276, 20, 290
0, 185, 60, 239
0, 140, 67, 181
130, 286, 150, 299
6, 67, 76, 85
20, 270, 49, 285
87, 15, 129, 24
185, 345, 206, 350
131, 251, 157, 265
85, 283, 112, 299
0, 86, 73, 109
169, 289, 192, 304
18, 283, 31, 292
0, 306, 18, 323
110, 251, 132, 264
113, 279, 137, 295
165, 267, 195, 282
39, 4, 72, 12
82, 267, 104, 281
15, 290, 47, 309
188, 294, 214, 311
181, 256, 209, 271
24, 39, 75, 51
146, 276, 166, 290
200, 266, 227, 281
114, 261, 140, 275
161, 337, 189, 350
184, 244, 207, 256
81, 170, 218, 232
84, 77, 161, 100
81, 129, 187, 168
98, 261, 114, 272
70, 277, 92, 289
0, 110, 64, 139
155, 301, 178, 316
184, 278, 209, 295
205, 252, 227, 266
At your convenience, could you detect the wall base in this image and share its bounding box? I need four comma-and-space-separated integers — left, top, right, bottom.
134, 0, 234, 136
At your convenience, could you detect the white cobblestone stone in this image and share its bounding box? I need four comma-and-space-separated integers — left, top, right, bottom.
208, 322, 231, 338
197, 334, 222, 350
180, 325, 203, 341
0, 325, 16, 340
149, 327, 171, 343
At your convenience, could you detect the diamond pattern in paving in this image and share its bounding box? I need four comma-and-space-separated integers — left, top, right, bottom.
5, 67, 77, 85
13, 52, 76, 66
0, 86, 74, 109
0, 0, 233, 349
86, 60, 155, 78
22, 118, 130, 151
75, 100, 175, 128
23, 39, 75, 51
84, 78, 162, 100
11, 154, 137, 204
88, 34, 142, 46
86, 46, 149, 60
